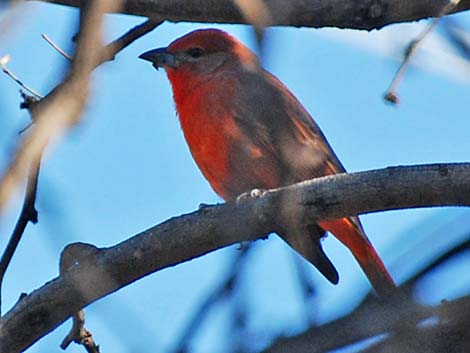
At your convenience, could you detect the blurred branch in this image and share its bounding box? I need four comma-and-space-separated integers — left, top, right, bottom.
358, 297, 470, 353
400, 238, 470, 296
39, 0, 470, 30
0, 15, 161, 316
364, 249, 470, 352
262, 295, 470, 353
442, 18, 470, 60
384, 0, 463, 104
0, 0, 116, 213
261, 224, 470, 353
0, 1, 160, 347
0, 163, 470, 352
171, 246, 252, 353
292, 253, 318, 321
233, 0, 270, 49
0, 16, 161, 213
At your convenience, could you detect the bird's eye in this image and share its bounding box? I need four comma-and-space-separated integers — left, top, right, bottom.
187, 47, 204, 58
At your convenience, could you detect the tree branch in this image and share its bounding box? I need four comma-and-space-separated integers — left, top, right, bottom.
0, 15, 160, 213
261, 235, 470, 353
40, 0, 470, 30
0, 154, 42, 315
0, 0, 115, 212
384, 0, 464, 104
0, 163, 469, 352
262, 295, 470, 353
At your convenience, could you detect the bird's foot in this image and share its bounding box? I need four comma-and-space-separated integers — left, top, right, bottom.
236, 188, 267, 204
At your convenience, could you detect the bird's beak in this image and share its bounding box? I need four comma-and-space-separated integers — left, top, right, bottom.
139, 47, 178, 69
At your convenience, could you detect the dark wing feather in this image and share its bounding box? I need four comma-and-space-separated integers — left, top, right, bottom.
232, 69, 346, 184
230, 69, 350, 282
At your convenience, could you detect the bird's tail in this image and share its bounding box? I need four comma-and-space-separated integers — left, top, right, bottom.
280, 225, 339, 285
319, 218, 397, 298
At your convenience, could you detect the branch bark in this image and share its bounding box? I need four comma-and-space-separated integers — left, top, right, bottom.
262, 295, 470, 353
41, 0, 470, 30
0, 163, 469, 352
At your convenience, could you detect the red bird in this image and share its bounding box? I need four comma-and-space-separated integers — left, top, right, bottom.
140, 29, 396, 296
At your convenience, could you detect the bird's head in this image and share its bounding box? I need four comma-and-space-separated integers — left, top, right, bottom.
139, 29, 259, 79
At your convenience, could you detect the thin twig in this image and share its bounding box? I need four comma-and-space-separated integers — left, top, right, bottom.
44, 19, 163, 65
41, 34, 73, 61
0, 55, 42, 99
0, 14, 161, 214
0, 16, 161, 313
60, 310, 100, 353
384, 0, 462, 104
0, 91, 41, 317
100, 18, 163, 63
0, 13, 161, 326
0, 154, 41, 315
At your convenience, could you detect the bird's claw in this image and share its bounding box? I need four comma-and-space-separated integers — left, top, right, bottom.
236, 188, 267, 204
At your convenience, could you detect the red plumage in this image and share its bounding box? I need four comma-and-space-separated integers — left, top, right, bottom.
140, 29, 396, 297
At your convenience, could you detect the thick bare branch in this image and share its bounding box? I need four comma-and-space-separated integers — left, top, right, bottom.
0, 163, 469, 353
41, 0, 470, 30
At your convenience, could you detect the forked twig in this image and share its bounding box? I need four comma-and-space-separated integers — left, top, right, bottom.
0, 16, 162, 214
0, 55, 42, 99
384, 0, 462, 104
61, 310, 100, 353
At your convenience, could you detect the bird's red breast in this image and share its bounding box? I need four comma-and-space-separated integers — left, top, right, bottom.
140, 28, 397, 297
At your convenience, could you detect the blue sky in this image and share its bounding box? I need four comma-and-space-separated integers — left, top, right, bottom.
0, 3, 469, 353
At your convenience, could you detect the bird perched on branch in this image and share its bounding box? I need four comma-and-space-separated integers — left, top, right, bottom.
140, 28, 396, 297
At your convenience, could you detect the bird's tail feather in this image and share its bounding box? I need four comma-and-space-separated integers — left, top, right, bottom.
280, 226, 339, 285
319, 218, 397, 298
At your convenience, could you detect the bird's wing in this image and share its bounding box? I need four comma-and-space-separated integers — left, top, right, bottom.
232, 69, 366, 235
232, 69, 346, 183
231, 69, 396, 295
